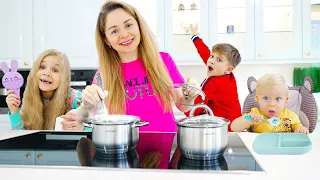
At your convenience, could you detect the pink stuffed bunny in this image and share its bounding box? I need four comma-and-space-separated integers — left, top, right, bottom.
0, 60, 24, 96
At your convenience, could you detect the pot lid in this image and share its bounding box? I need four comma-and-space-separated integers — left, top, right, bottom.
176, 114, 230, 128
91, 115, 140, 125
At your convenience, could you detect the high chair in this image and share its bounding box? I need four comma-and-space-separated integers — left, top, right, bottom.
242, 76, 318, 133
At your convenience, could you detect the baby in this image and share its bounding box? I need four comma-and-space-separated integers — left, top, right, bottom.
231, 73, 309, 134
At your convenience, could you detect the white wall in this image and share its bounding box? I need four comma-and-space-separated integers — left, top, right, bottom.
177, 63, 318, 109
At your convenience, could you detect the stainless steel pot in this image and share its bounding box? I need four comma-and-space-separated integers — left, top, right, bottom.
91, 115, 149, 154
176, 104, 230, 160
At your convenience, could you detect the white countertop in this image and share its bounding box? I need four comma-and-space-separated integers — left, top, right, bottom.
0, 127, 319, 180
0, 130, 39, 141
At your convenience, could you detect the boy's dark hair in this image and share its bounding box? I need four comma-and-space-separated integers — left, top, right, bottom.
211, 43, 241, 68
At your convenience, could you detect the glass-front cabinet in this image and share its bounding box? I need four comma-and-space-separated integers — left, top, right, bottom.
255, 0, 302, 60
164, 0, 209, 64
303, 0, 320, 59
209, 0, 255, 60
121, 0, 315, 64
2, 0, 318, 69
121, 0, 163, 50
164, 0, 254, 64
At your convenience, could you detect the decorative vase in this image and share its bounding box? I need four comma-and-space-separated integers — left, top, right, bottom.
178, 0, 185, 11
190, 0, 197, 10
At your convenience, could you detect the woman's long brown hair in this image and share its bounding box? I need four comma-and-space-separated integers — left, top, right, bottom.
96, 1, 173, 114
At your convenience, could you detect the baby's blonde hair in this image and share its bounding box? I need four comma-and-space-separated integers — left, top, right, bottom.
256, 73, 289, 96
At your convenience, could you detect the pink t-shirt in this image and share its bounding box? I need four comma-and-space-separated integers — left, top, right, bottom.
93, 52, 184, 132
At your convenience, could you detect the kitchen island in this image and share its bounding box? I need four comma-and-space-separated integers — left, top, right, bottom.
0, 127, 318, 180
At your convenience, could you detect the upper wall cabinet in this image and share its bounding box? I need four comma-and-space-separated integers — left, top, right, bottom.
255, 0, 302, 60
209, 0, 255, 60
120, 0, 163, 50
0, 0, 33, 68
164, 0, 210, 64
303, 0, 320, 59
33, 0, 101, 68
1, 0, 320, 68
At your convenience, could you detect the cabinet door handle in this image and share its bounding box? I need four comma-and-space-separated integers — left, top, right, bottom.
306, 52, 310, 56
258, 53, 262, 57
24, 62, 29, 66
37, 154, 43, 159
26, 154, 30, 158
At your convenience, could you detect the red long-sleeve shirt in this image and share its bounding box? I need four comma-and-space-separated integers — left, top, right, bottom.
185, 36, 242, 132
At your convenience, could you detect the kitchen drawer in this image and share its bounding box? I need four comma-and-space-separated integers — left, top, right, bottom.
35, 150, 80, 166
0, 150, 35, 165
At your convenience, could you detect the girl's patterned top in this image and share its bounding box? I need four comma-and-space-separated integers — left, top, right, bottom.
8, 88, 91, 131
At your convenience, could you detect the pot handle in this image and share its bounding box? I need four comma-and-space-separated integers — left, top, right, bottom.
132, 121, 149, 128
189, 104, 214, 117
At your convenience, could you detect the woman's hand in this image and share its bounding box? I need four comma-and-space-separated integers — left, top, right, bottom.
60, 111, 85, 131
82, 84, 106, 109
5, 90, 20, 114
294, 126, 309, 134
173, 77, 203, 112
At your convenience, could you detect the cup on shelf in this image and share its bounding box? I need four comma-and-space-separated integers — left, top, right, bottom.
181, 23, 190, 34
227, 25, 234, 34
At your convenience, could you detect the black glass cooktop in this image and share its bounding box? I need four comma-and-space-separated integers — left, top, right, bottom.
0, 131, 262, 172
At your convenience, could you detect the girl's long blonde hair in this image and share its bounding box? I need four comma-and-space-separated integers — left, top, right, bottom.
21, 49, 71, 130
96, 1, 173, 114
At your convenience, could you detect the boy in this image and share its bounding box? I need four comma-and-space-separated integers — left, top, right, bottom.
231, 73, 309, 134
186, 24, 242, 132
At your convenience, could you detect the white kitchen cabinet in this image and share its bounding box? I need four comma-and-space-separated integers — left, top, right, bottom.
254, 0, 302, 60
303, 0, 320, 59
165, 0, 210, 64
0, 0, 34, 68
163, 0, 303, 64
120, 0, 164, 51
0, 150, 79, 166
209, 0, 255, 60
1, 0, 319, 68
33, 0, 101, 68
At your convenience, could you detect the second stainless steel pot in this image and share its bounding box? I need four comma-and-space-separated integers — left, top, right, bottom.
91, 115, 149, 154
176, 104, 230, 160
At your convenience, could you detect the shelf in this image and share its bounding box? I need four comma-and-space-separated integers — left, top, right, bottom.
172, 9, 200, 12
173, 34, 191, 36
263, 5, 292, 8
173, 32, 247, 36
263, 31, 293, 33
218, 32, 246, 35
217, 6, 246, 10
172, 31, 291, 36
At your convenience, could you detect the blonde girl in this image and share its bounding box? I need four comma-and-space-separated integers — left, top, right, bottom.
6, 49, 87, 131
